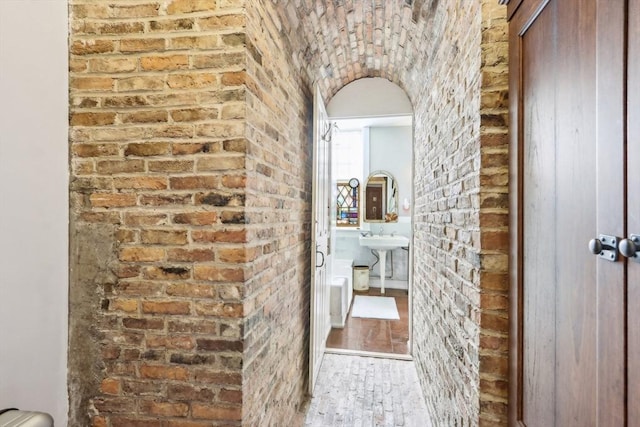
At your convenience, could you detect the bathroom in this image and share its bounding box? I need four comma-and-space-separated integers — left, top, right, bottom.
324, 78, 413, 357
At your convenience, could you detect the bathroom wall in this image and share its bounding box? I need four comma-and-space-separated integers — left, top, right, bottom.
0, 1, 69, 424
370, 126, 412, 221
368, 125, 412, 285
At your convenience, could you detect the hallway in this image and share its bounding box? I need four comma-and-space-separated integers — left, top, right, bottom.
305, 354, 432, 426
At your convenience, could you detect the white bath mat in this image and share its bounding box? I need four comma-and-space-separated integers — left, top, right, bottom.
350, 296, 400, 320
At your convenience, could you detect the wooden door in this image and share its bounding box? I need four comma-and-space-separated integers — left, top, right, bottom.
627, 0, 639, 422
595, 1, 626, 424
309, 86, 331, 395
508, 0, 633, 424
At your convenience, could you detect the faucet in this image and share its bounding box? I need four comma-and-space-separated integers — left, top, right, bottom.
378, 225, 384, 236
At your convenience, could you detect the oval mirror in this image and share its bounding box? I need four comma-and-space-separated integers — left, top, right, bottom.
364, 170, 398, 222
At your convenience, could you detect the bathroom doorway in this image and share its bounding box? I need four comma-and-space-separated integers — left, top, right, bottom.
322, 78, 414, 359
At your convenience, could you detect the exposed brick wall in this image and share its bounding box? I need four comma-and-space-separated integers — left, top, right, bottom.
410, 2, 485, 424
406, 1, 509, 425
69, 0, 508, 425
241, 0, 311, 424
478, 2, 509, 425
69, 1, 250, 425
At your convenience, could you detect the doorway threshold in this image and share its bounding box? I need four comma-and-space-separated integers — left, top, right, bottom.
325, 347, 412, 361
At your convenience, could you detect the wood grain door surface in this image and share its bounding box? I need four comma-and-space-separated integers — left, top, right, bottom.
626, 0, 639, 423
508, 0, 637, 425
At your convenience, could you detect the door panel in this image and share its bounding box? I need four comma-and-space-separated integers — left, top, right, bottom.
309, 86, 331, 395
595, 1, 627, 424
509, 0, 627, 424
627, 0, 640, 423
520, 5, 556, 424
555, 1, 598, 425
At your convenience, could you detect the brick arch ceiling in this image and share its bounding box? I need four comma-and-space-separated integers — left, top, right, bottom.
268, 0, 446, 102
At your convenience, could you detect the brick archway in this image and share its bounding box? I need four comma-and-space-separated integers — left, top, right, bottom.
251, 1, 510, 423
68, 1, 508, 425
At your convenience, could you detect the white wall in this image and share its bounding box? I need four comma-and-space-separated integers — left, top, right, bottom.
0, 1, 69, 424
370, 126, 413, 219
327, 77, 413, 118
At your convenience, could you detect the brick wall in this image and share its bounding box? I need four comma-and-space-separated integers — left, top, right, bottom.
69, 1, 251, 425
241, 0, 311, 425
408, 1, 509, 425
68, 0, 509, 425
478, 2, 510, 424
410, 2, 484, 424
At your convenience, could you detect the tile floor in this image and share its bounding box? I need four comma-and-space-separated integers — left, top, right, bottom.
304, 353, 432, 426
327, 288, 409, 355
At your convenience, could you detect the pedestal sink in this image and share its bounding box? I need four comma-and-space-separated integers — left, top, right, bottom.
359, 234, 410, 294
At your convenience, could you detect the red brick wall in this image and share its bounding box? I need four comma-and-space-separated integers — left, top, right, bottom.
478, 2, 510, 424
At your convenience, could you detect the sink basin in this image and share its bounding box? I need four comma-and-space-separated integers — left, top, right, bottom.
359, 234, 409, 294
359, 234, 410, 250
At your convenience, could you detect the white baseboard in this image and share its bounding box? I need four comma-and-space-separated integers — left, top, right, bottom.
368, 278, 408, 290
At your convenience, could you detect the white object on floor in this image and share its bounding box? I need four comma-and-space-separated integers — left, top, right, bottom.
330, 277, 349, 327
350, 295, 399, 320
333, 258, 354, 308
329, 259, 354, 328
353, 265, 370, 291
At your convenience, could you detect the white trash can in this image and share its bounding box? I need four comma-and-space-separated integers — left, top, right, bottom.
353, 265, 370, 291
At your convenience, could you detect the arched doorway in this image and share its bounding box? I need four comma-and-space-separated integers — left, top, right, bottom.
321, 78, 414, 359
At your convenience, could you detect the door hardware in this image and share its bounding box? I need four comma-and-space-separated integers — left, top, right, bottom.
588, 234, 619, 262
315, 248, 325, 268
619, 234, 640, 263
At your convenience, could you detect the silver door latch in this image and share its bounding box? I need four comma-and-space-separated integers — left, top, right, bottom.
588, 234, 619, 262
619, 234, 640, 263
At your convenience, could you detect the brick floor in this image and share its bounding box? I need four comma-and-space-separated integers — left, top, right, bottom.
304, 354, 433, 427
